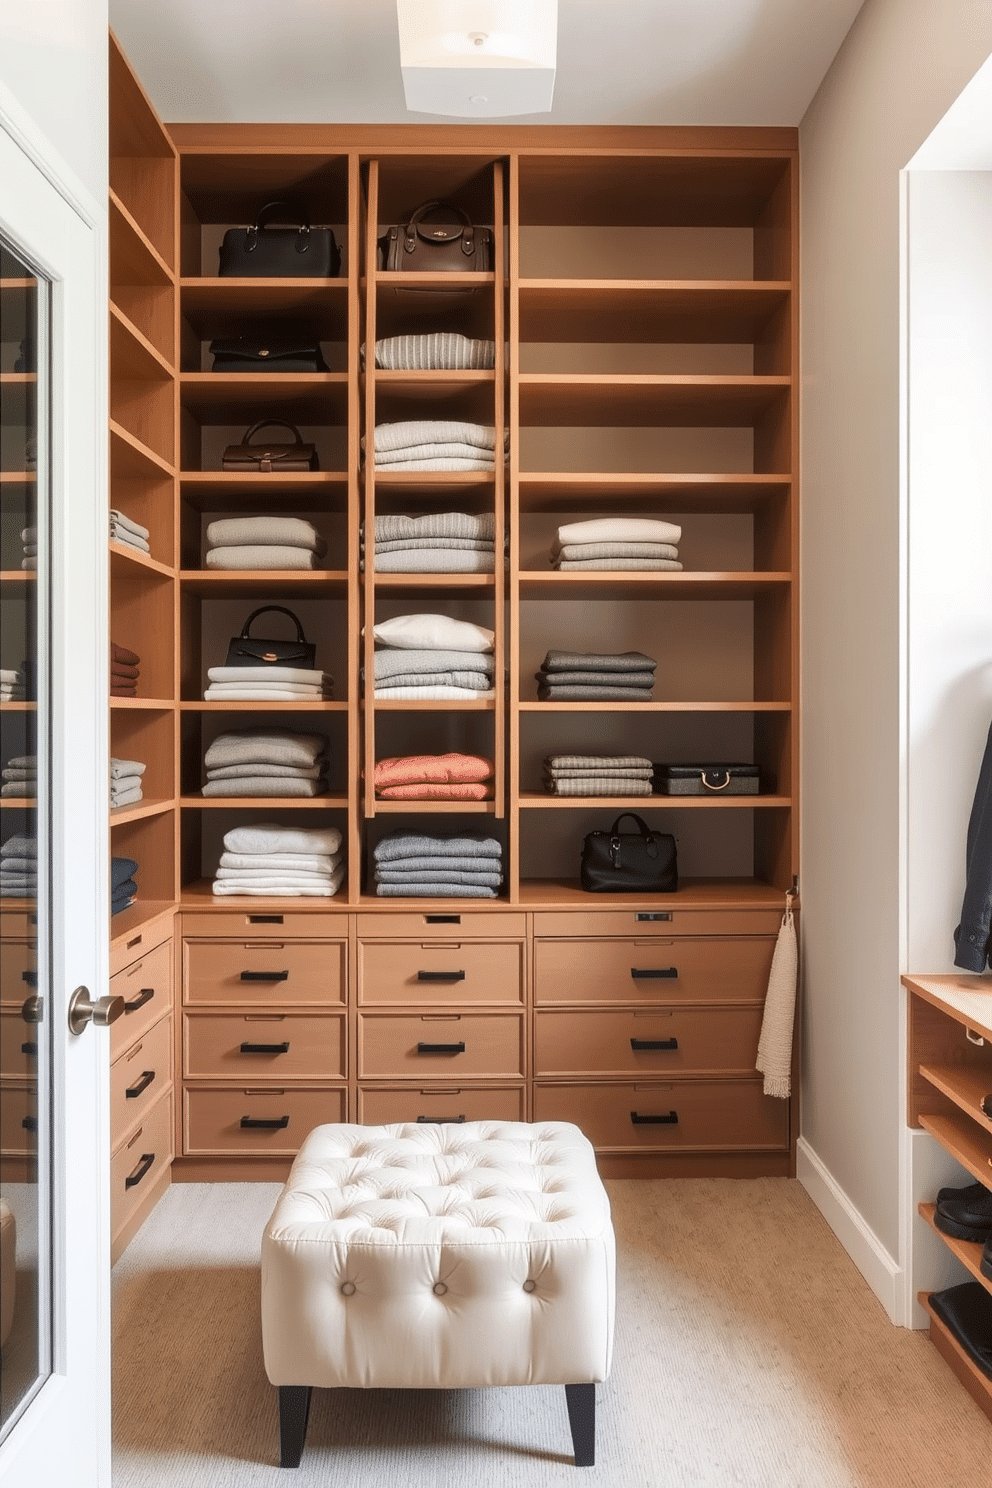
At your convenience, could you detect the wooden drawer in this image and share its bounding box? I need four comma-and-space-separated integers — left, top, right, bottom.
0, 1079, 37, 1154
0, 1005, 39, 1079
0, 910, 38, 941
358, 1084, 525, 1126
0, 939, 37, 1001
533, 1079, 789, 1152
533, 909, 783, 938
184, 1084, 346, 1156
111, 1089, 173, 1237
534, 936, 774, 1005
182, 911, 346, 941
110, 937, 173, 1059
357, 911, 526, 939
110, 924, 170, 980
184, 1011, 345, 1079
111, 1012, 172, 1148
184, 939, 345, 1006
358, 1013, 524, 1079
535, 1006, 765, 1076
359, 941, 523, 1005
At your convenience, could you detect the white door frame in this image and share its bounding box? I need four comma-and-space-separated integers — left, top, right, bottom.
0, 80, 110, 1488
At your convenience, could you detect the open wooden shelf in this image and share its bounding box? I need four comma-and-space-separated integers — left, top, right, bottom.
109, 189, 173, 286
518, 570, 791, 600
178, 373, 348, 422
110, 542, 173, 579
179, 795, 349, 810
110, 798, 175, 824
179, 471, 348, 512
180, 278, 349, 340
110, 301, 174, 381
918, 1202, 990, 1288
920, 1290, 992, 1426
180, 700, 347, 712
516, 472, 791, 513
518, 699, 791, 712
516, 877, 788, 910
372, 799, 496, 814
179, 569, 348, 597
518, 374, 791, 427
518, 280, 791, 342
518, 793, 791, 809
918, 1112, 992, 1185
110, 419, 174, 480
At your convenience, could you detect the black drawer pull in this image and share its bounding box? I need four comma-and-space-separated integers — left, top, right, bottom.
249, 914, 284, 924
417, 1041, 466, 1055
20, 1041, 37, 1056
416, 1114, 466, 1124
21, 1115, 37, 1133
21, 969, 37, 985
417, 970, 465, 983
240, 970, 289, 982
126, 1070, 156, 1099
630, 1110, 678, 1125
630, 1037, 679, 1051
631, 967, 677, 980
125, 1152, 155, 1188
124, 987, 154, 1013
425, 914, 461, 924
636, 912, 671, 922
239, 1041, 290, 1055
240, 1114, 290, 1130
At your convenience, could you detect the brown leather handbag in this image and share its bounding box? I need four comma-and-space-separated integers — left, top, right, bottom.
380, 201, 493, 275
221, 420, 318, 472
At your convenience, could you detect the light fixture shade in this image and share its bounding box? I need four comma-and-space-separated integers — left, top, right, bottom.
397, 0, 557, 117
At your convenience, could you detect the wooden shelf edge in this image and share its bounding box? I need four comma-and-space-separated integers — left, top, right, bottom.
517, 700, 791, 712
108, 188, 175, 284
109, 419, 176, 479
109, 899, 176, 946
110, 798, 175, 825
178, 795, 349, 809
918, 1202, 992, 1291
918, 1112, 992, 1186
110, 540, 174, 578
518, 793, 791, 808
109, 300, 175, 380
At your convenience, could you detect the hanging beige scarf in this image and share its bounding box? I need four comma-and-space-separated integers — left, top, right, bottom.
756, 892, 798, 1098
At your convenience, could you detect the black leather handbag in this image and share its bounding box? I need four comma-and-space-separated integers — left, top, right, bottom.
224, 607, 316, 669
379, 200, 493, 276
209, 334, 328, 373
580, 813, 678, 894
218, 201, 341, 278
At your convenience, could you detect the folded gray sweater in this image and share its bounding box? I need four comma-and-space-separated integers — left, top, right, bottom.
207, 761, 324, 780
542, 650, 657, 673
372, 512, 495, 543
375, 867, 504, 887
374, 831, 502, 863
375, 670, 493, 692
371, 333, 496, 371
374, 648, 495, 681
375, 882, 497, 898
536, 670, 654, 689
204, 730, 328, 769
202, 777, 327, 798
552, 541, 680, 561
538, 684, 655, 701
546, 754, 654, 770
372, 549, 497, 574
372, 421, 502, 454
554, 557, 683, 571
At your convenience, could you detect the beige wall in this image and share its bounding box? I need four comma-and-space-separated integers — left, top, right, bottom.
800, 0, 992, 1262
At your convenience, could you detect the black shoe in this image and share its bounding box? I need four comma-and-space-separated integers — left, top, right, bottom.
936, 1179, 989, 1203
929, 1282, 992, 1378
934, 1186, 992, 1242
982, 1237, 992, 1283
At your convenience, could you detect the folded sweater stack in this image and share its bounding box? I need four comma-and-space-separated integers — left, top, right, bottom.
110, 509, 150, 557
374, 830, 503, 898
366, 420, 508, 473
202, 729, 328, 797
111, 756, 145, 809
362, 511, 500, 574
0, 668, 26, 702
1, 835, 36, 898
1, 754, 36, 799
550, 517, 683, 571
21, 527, 36, 571
205, 516, 327, 572
373, 645, 496, 701
212, 822, 344, 897
111, 855, 138, 915
368, 333, 496, 370
374, 753, 494, 801
204, 665, 333, 703
544, 754, 654, 796
536, 649, 657, 702
111, 642, 140, 698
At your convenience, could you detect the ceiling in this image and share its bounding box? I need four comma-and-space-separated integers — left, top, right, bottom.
109, 0, 866, 128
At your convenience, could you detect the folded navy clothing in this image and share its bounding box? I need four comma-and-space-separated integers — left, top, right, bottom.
111, 882, 137, 914
111, 856, 139, 890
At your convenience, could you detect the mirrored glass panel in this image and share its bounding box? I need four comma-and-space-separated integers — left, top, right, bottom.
0, 235, 50, 1436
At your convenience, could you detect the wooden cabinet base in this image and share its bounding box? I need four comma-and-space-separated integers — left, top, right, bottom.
111, 1089, 173, 1260
111, 1155, 171, 1265
534, 1078, 789, 1152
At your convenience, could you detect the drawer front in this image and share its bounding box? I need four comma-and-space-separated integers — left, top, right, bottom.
535, 936, 775, 1005
111, 1013, 173, 1148
358, 1013, 524, 1079
181, 911, 346, 941
533, 1080, 789, 1151
358, 1085, 526, 1126
357, 912, 526, 939
533, 909, 783, 938
359, 941, 523, 1005
535, 1007, 765, 1076
1, 939, 37, 1000
184, 1011, 345, 1079
184, 1084, 346, 1156
184, 940, 345, 1006
110, 938, 173, 1059
0, 1080, 37, 1154
110, 924, 170, 980
0, 1005, 40, 1079
111, 1090, 173, 1236
0, 910, 39, 941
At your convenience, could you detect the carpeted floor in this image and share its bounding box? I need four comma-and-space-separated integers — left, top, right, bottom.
111, 1178, 992, 1487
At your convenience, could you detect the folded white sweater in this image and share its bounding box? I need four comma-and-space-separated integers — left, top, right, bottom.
556, 517, 682, 545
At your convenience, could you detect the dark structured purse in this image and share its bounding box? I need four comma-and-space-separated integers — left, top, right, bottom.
580, 813, 678, 894
652, 762, 760, 796
218, 201, 341, 278
224, 606, 316, 669
379, 200, 493, 275
209, 335, 328, 373
222, 421, 318, 472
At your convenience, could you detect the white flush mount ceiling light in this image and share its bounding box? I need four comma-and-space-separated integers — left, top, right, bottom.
397, 0, 558, 117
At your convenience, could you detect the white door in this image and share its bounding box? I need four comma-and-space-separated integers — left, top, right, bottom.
0, 100, 109, 1488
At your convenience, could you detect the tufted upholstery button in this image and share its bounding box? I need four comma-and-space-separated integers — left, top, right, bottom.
433, 1282, 448, 1296
340, 1281, 356, 1296
523, 1279, 536, 1293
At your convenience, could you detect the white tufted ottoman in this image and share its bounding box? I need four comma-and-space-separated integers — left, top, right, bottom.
261, 1120, 615, 1468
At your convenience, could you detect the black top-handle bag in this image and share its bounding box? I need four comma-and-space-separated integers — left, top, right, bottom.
580, 812, 678, 894
224, 606, 316, 669
218, 200, 341, 278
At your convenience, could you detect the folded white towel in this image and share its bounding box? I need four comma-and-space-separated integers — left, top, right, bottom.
219, 850, 343, 874
371, 613, 494, 653
211, 866, 345, 898
556, 517, 682, 545
207, 666, 329, 687
203, 687, 331, 701
374, 685, 496, 700
222, 823, 343, 856
214, 867, 337, 885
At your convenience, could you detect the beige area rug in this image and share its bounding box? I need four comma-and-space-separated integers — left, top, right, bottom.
111, 1178, 991, 1487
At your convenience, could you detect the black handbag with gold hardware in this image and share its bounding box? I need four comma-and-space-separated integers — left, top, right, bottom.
580, 813, 678, 894
224, 607, 316, 669
218, 200, 341, 278
209, 335, 328, 373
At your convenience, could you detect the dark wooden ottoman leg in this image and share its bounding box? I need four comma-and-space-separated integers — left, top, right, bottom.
565, 1382, 596, 1467
279, 1385, 312, 1468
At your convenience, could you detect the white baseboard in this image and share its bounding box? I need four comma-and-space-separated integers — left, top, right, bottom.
797, 1137, 904, 1324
